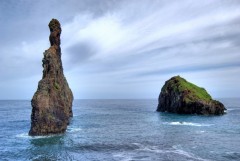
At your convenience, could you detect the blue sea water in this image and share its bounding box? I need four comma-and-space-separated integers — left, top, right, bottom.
0, 99, 240, 161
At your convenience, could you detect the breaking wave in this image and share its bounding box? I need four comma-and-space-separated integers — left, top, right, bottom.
163, 121, 213, 127
113, 143, 209, 161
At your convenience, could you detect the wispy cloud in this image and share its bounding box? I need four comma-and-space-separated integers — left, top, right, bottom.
0, 0, 240, 99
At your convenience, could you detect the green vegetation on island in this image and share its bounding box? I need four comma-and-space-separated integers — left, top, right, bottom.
157, 76, 226, 115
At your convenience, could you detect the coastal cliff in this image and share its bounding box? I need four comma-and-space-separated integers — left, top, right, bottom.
29, 19, 73, 136
157, 76, 225, 115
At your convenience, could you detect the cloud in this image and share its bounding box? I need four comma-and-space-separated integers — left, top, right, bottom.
1, 0, 240, 99
65, 41, 97, 65
137, 62, 240, 77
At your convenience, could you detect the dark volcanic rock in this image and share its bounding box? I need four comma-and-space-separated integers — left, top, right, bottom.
29, 19, 73, 136
157, 76, 226, 115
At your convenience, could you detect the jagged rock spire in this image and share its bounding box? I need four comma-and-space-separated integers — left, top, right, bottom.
29, 19, 73, 136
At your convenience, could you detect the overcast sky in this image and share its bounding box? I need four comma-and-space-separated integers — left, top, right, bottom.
0, 0, 240, 99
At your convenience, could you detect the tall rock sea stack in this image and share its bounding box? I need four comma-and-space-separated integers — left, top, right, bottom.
157, 76, 226, 115
29, 19, 73, 136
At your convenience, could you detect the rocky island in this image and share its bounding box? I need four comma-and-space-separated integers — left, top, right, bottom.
29, 19, 73, 136
157, 76, 225, 115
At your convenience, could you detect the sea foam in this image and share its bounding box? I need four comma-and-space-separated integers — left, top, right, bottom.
16, 133, 61, 139
163, 121, 213, 127
67, 127, 82, 133
114, 143, 209, 161
16, 127, 81, 139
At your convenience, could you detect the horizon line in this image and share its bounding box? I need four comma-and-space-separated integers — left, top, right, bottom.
0, 97, 239, 101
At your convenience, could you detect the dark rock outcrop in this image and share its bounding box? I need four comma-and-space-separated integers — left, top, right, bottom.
157, 76, 226, 115
29, 19, 73, 136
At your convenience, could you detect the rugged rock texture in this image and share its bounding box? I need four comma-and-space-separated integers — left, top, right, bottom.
157, 76, 226, 115
29, 19, 73, 136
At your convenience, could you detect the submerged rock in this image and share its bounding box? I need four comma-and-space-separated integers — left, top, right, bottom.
29, 19, 73, 136
157, 76, 225, 115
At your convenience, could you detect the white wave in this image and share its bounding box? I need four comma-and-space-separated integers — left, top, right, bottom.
163, 122, 213, 127
196, 130, 205, 134
173, 148, 209, 161
113, 153, 134, 161
67, 127, 82, 133
122, 143, 210, 161
172, 145, 210, 161
16, 133, 31, 139
225, 109, 236, 113
133, 143, 163, 153
16, 133, 60, 139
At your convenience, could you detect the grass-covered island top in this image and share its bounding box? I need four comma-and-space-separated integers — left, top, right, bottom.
157, 76, 226, 115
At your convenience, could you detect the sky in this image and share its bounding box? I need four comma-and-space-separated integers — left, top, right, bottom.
0, 0, 240, 99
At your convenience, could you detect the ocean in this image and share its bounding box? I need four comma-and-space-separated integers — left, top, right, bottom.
0, 99, 239, 161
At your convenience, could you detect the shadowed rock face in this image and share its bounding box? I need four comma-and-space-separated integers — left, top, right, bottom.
157, 76, 226, 115
29, 19, 73, 136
